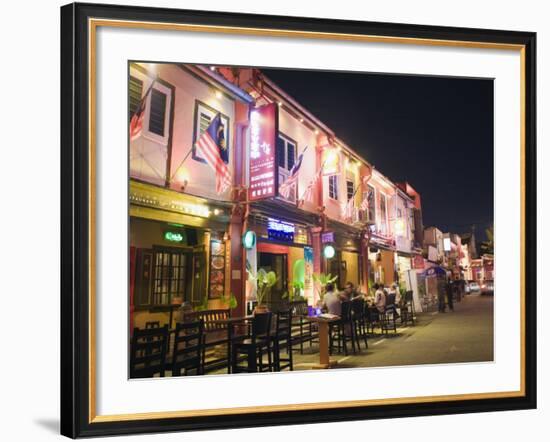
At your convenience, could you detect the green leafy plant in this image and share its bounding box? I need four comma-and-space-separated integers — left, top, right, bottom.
248, 268, 278, 306
220, 292, 238, 309
313, 272, 338, 301
282, 280, 305, 302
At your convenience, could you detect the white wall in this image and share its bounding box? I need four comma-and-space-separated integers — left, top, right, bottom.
1, 1, 546, 442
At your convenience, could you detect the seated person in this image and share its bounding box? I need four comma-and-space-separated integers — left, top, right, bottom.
323, 283, 341, 316
343, 281, 363, 301
374, 284, 386, 313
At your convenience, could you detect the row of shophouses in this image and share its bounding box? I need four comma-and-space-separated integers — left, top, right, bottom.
129, 62, 492, 327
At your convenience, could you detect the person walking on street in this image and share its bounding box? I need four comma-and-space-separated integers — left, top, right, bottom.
438, 280, 446, 313
446, 278, 455, 312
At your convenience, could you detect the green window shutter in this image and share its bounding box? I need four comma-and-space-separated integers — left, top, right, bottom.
149, 88, 167, 136
129, 76, 143, 120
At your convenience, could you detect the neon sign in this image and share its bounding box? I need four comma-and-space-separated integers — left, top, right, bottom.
267, 218, 295, 242
248, 103, 278, 201
164, 231, 184, 243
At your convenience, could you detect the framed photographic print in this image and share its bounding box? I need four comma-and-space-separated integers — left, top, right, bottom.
60, 2, 537, 438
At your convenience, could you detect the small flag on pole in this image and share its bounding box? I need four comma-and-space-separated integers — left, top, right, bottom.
195, 113, 232, 194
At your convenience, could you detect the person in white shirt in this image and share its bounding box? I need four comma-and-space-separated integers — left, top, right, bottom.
323, 283, 342, 316
374, 284, 386, 313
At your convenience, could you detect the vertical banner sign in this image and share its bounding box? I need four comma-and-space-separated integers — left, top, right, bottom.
249, 103, 278, 200
304, 246, 314, 304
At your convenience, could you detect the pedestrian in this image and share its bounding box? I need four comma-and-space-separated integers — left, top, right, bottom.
437, 280, 446, 313
446, 278, 455, 312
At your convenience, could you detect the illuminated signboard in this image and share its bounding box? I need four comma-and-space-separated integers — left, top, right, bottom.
321, 231, 334, 243
164, 231, 185, 243
443, 237, 451, 252
323, 245, 336, 259
249, 103, 278, 201
267, 218, 295, 242
242, 230, 256, 249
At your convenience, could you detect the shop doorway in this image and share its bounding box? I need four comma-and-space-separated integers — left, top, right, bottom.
258, 252, 288, 311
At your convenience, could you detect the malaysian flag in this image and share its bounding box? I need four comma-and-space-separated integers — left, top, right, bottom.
195, 113, 232, 194
129, 81, 154, 141
360, 173, 372, 211
279, 149, 305, 199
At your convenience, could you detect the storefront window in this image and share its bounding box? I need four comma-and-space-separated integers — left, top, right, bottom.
152, 250, 188, 305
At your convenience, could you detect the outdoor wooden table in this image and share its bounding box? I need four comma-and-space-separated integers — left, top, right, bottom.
208, 315, 254, 373
302, 315, 341, 369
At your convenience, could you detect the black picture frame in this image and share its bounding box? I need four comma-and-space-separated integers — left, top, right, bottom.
61, 2, 537, 438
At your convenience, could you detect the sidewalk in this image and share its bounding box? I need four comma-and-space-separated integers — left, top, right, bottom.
292, 293, 494, 370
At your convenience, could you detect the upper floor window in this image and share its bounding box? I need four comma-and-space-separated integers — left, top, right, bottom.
329, 175, 339, 200
129, 76, 143, 119
363, 184, 376, 222
346, 179, 355, 202
277, 134, 297, 172
149, 88, 167, 136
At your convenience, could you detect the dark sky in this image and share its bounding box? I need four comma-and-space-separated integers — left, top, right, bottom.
262, 68, 494, 242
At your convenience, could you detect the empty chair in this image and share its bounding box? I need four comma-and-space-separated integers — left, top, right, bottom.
290, 301, 318, 354
170, 319, 204, 376
232, 312, 273, 373
400, 290, 416, 326
330, 301, 356, 356
351, 298, 368, 350
272, 310, 293, 371
130, 325, 169, 378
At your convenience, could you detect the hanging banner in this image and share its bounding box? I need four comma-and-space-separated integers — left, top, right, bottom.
249, 103, 278, 201
321, 147, 341, 176
304, 246, 314, 303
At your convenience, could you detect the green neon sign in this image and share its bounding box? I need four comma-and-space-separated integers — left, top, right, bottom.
164, 231, 184, 243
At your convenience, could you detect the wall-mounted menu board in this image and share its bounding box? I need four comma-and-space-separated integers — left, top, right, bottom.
208, 233, 226, 299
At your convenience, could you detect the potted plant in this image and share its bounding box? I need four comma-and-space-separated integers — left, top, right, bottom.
282, 280, 305, 302
312, 272, 338, 306
220, 292, 238, 310
248, 268, 278, 313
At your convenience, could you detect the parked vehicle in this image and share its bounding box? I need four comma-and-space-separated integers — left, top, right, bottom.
480, 280, 494, 295
468, 281, 481, 293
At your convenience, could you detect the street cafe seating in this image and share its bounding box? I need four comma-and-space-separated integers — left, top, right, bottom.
381, 294, 398, 335
400, 290, 416, 326
272, 309, 294, 371
182, 309, 237, 371
232, 312, 273, 373
329, 301, 357, 356
289, 301, 318, 354
351, 299, 369, 350
130, 325, 169, 378
169, 319, 205, 376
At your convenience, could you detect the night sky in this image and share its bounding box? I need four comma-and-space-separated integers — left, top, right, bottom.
262, 68, 494, 242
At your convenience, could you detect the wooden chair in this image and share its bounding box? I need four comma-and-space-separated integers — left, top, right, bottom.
232, 312, 273, 373
273, 310, 293, 371
170, 319, 204, 376
400, 290, 416, 326
329, 301, 356, 356
183, 309, 235, 371
290, 301, 318, 353
351, 299, 369, 350
130, 325, 169, 378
